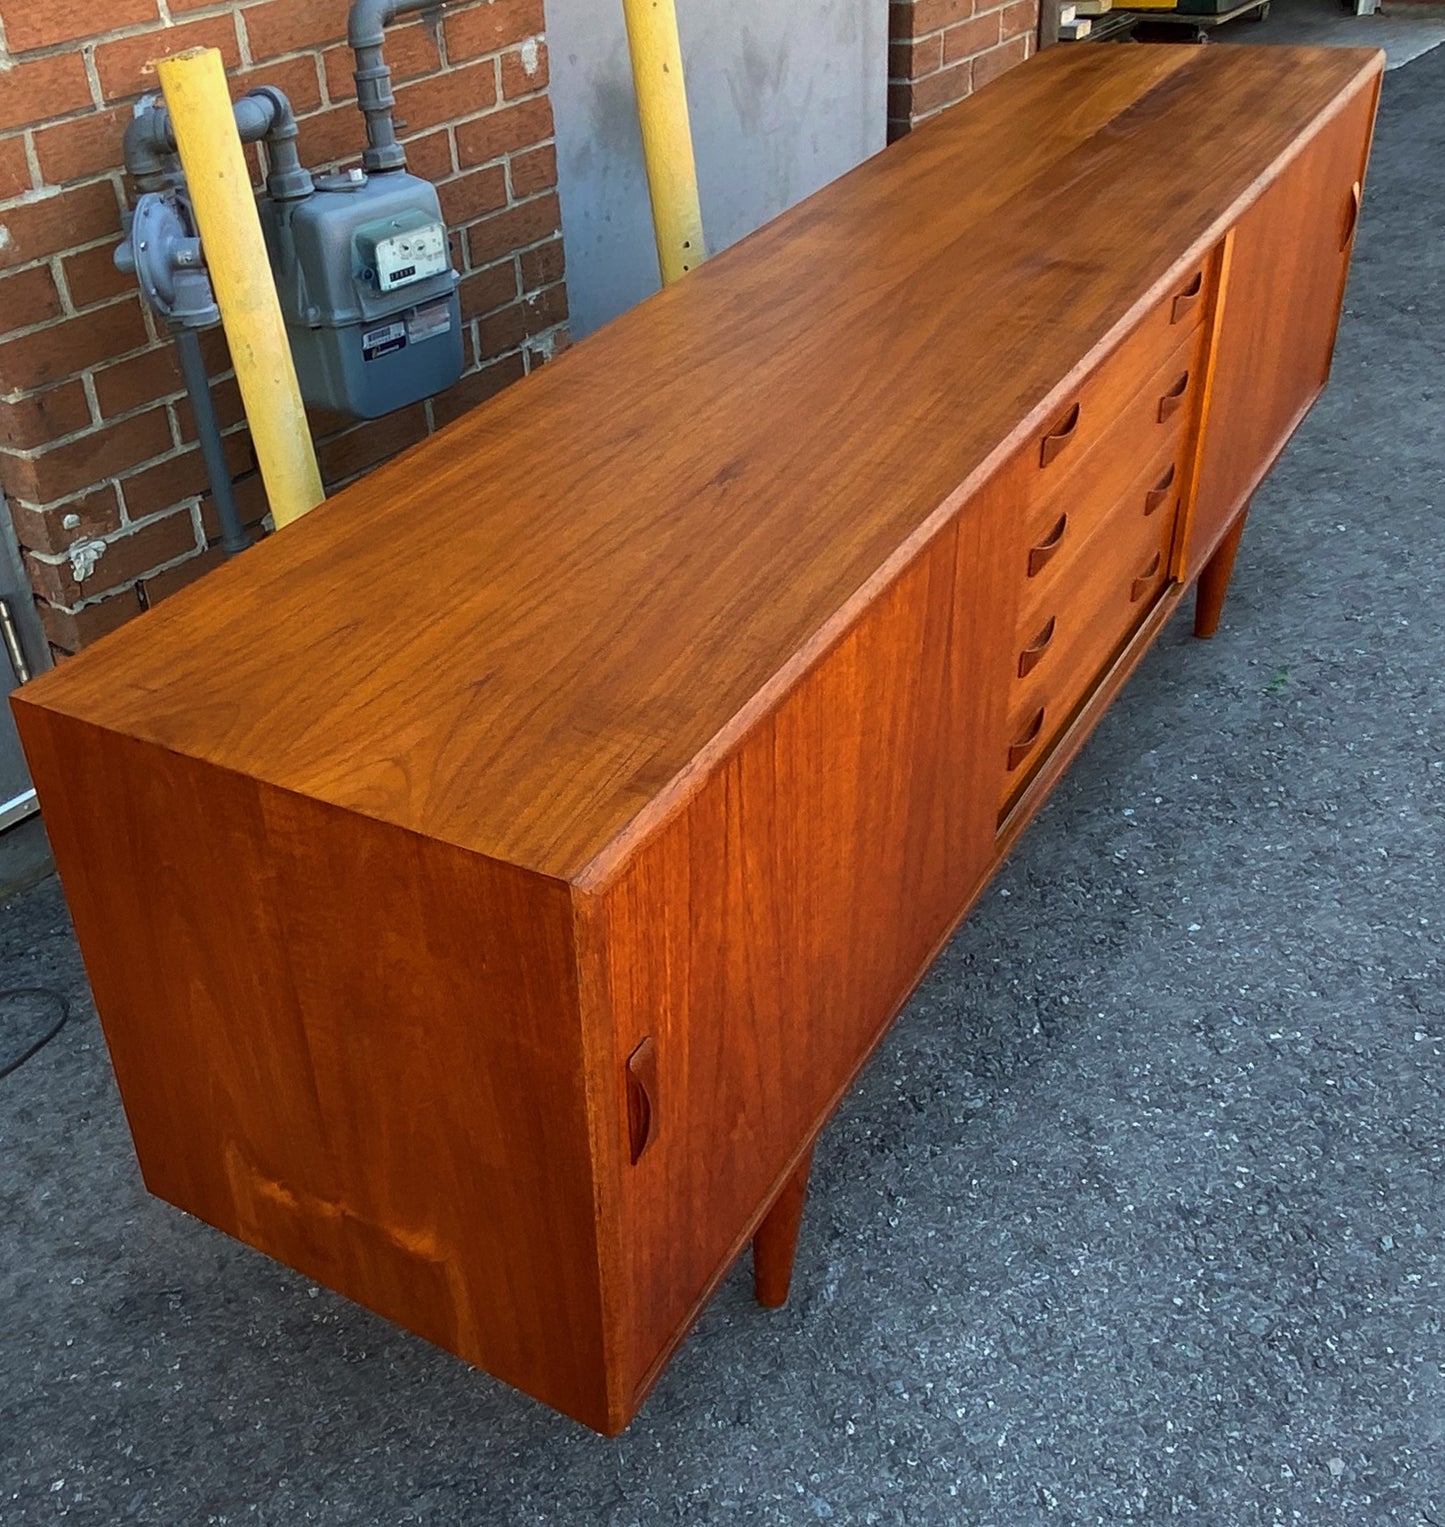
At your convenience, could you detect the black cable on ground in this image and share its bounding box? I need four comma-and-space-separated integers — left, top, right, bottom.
0, 987, 70, 1079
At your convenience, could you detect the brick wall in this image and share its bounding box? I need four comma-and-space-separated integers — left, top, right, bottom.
0, 0, 568, 656
888, 0, 1039, 142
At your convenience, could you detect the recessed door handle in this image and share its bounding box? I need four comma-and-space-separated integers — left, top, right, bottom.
1157, 371, 1191, 423
1130, 551, 1163, 603
1018, 616, 1057, 678
1342, 180, 1362, 250
1007, 706, 1047, 772
1171, 270, 1204, 325
626, 1036, 657, 1164
1143, 462, 1177, 516
1027, 513, 1068, 576
1039, 402, 1080, 468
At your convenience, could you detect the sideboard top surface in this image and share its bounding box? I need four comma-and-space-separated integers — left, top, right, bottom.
19, 45, 1382, 883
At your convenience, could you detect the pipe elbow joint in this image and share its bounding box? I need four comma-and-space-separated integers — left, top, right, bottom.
122, 104, 176, 181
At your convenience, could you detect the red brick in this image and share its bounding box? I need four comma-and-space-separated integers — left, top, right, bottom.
7, 485, 121, 556
889, 35, 943, 79
117, 446, 209, 519
479, 290, 564, 359
455, 96, 553, 168
233, 54, 324, 117
430, 350, 525, 428
0, 299, 147, 393
402, 128, 453, 182
943, 14, 1002, 65
519, 236, 563, 292
61, 241, 133, 309
0, 53, 93, 134
445, 0, 545, 61
321, 21, 441, 102
0, 379, 92, 454
4, 406, 173, 507
92, 342, 186, 420
241, 0, 348, 61
25, 506, 197, 603
0, 136, 31, 201
459, 259, 517, 321
393, 59, 498, 138
972, 34, 1029, 90
524, 282, 567, 336
32, 106, 130, 187
905, 59, 972, 117
0, 181, 120, 274
296, 105, 364, 171
94, 17, 242, 103
500, 41, 548, 100
317, 402, 427, 486
438, 164, 507, 227
510, 143, 555, 199
38, 586, 144, 654
3, 0, 157, 53
1000, 0, 1039, 39
0, 265, 65, 339
892, 0, 977, 36
142, 544, 223, 603
465, 191, 559, 267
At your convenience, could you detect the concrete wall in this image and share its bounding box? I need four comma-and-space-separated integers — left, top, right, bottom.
547, 0, 888, 337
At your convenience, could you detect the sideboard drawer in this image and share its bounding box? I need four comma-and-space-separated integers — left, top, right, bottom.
1017, 328, 1203, 626
1025, 245, 1219, 488
999, 454, 1183, 813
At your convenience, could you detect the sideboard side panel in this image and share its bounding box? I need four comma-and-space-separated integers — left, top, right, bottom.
597, 483, 1018, 1406
16, 704, 614, 1431
1186, 72, 1381, 572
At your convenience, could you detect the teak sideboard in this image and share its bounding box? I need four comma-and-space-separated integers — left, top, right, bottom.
16, 46, 1382, 1434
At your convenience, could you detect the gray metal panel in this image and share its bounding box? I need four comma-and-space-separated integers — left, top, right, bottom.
547, 0, 888, 338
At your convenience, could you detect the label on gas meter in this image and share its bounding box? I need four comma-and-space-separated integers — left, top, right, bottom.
361, 321, 407, 362
407, 300, 453, 344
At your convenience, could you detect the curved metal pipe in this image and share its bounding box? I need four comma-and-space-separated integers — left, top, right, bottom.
122, 89, 313, 201
347, 0, 447, 174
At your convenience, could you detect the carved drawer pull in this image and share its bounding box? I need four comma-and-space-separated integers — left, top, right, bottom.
1130, 551, 1163, 603
1039, 402, 1081, 468
1342, 180, 1362, 250
1027, 513, 1069, 576
1143, 462, 1177, 516
1157, 371, 1191, 423
1007, 706, 1047, 772
626, 1036, 658, 1164
1171, 270, 1204, 325
1018, 616, 1057, 678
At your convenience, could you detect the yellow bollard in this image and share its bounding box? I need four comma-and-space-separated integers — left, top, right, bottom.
157, 48, 325, 530
620, 0, 707, 287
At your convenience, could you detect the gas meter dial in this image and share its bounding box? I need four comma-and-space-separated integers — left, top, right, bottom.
362, 215, 450, 293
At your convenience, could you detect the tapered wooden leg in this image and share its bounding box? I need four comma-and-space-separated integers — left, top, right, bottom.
753, 1146, 814, 1308
1194, 505, 1250, 639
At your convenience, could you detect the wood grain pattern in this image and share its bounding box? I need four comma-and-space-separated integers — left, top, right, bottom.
12, 48, 1383, 1435
16, 49, 1383, 887
1186, 73, 1382, 571
17, 705, 615, 1430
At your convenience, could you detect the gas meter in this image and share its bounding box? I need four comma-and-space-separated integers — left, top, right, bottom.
262, 168, 463, 421
117, 0, 470, 426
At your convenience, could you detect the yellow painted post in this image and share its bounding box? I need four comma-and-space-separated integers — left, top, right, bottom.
620, 0, 707, 286
157, 47, 325, 530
